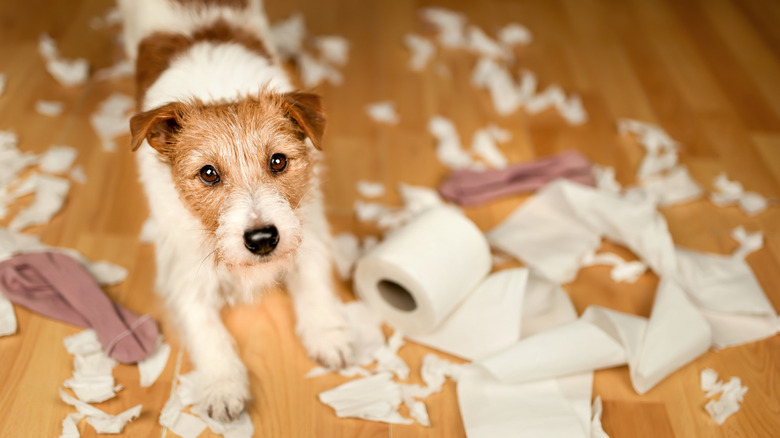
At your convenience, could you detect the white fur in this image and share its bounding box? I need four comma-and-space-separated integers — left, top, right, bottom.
120, 0, 352, 422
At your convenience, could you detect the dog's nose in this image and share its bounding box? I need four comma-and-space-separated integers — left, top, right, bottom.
243, 226, 279, 255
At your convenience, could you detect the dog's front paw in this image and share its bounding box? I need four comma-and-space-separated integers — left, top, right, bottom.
199, 377, 249, 422
298, 320, 355, 369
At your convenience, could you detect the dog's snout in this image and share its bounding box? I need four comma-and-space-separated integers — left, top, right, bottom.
243, 226, 279, 255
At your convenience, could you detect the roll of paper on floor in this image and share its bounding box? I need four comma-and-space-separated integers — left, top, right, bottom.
354, 207, 492, 335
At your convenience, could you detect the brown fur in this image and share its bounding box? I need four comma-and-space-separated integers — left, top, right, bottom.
135, 19, 271, 106
130, 93, 322, 242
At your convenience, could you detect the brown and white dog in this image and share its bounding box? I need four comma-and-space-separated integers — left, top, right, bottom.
119, 0, 353, 421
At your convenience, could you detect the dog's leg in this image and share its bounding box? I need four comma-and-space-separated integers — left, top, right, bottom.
287, 201, 354, 369
157, 238, 249, 422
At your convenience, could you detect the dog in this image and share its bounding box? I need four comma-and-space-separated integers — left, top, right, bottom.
119, 0, 353, 421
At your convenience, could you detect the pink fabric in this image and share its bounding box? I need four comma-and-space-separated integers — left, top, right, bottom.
0, 251, 158, 363
439, 150, 595, 206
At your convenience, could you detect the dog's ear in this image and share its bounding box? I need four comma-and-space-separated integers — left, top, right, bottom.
129, 102, 185, 154
281, 92, 326, 150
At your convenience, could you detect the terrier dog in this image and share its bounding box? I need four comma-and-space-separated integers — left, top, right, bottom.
119, 0, 353, 421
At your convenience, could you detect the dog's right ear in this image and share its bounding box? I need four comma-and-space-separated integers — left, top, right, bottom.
129, 102, 184, 154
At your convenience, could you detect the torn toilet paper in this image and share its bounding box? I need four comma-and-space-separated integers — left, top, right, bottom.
38, 34, 90, 87
710, 173, 768, 216
35, 100, 65, 117
404, 34, 435, 71
700, 368, 748, 425
365, 102, 400, 125
90, 93, 134, 152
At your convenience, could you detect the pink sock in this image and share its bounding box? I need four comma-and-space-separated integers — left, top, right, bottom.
439, 150, 595, 206
0, 251, 159, 363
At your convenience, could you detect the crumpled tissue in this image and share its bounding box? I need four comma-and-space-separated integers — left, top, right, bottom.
700, 368, 748, 425
404, 34, 435, 71
38, 34, 89, 87
365, 101, 400, 125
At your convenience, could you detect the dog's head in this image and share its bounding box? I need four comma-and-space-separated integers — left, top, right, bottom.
129, 92, 325, 269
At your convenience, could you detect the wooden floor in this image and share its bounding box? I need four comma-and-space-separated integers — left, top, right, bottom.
1, 0, 779, 436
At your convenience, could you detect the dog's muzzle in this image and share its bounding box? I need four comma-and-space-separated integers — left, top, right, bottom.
243, 226, 279, 255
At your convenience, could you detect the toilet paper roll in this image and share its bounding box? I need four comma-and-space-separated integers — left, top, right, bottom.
354, 207, 492, 335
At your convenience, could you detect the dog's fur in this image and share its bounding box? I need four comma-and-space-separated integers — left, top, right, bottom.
120, 0, 353, 421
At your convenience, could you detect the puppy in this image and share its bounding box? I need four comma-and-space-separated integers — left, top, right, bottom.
119, 0, 353, 421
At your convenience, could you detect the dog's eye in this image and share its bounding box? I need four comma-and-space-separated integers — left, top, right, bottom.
269, 153, 288, 173
199, 165, 220, 185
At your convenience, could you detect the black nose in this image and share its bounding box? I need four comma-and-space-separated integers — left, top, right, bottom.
243, 226, 279, 255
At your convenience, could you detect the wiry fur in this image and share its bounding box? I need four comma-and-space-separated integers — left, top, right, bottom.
120, 0, 353, 422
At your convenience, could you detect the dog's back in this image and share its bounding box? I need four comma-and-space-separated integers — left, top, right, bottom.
119, 0, 289, 110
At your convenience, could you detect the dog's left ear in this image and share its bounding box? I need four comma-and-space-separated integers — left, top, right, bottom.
281, 92, 326, 150
129, 102, 185, 155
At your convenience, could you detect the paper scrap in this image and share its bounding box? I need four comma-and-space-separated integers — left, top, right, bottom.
356, 181, 386, 198
0, 294, 17, 337
60, 413, 83, 438
581, 250, 648, 283
471, 57, 521, 116
731, 227, 763, 260
138, 340, 171, 387
710, 172, 768, 216
9, 174, 70, 231
640, 165, 702, 206
297, 51, 344, 88
94, 59, 134, 80
38, 34, 90, 86
314, 36, 350, 66
90, 93, 134, 152
160, 391, 207, 438
466, 26, 509, 60
270, 13, 306, 60
419, 7, 467, 48
428, 115, 473, 169
35, 100, 65, 117
69, 165, 87, 184
63, 329, 119, 403
471, 124, 510, 169
39, 145, 77, 174
592, 165, 622, 195
318, 372, 413, 424
404, 34, 435, 71
497, 23, 533, 47
365, 101, 400, 125
354, 183, 445, 230
59, 389, 141, 434
700, 368, 748, 425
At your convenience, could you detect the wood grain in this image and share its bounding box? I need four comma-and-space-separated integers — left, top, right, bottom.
0, 0, 778, 437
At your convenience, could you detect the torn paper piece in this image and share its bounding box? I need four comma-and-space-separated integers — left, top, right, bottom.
419, 7, 467, 48
297, 51, 344, 88
429, 116, 473, 169
39, 145, 77, 174
63, 328, 119, 403
319, 372, 413, 424
710, 173, 768, 216
373, 330, 409, 380
69, 165, 87, 184
89, 7, 122, 29
270, 13, 306, 60
356, 181, 386, 198
59, 389, 141, 434
331, 233, 360, 281
404, 398, 430, 427
617, 119, 679, 155
60, 413, 83, 438
639, 165, 702, 206
365, 101, 400, 125
700, 369, 748, 425
0, 293, 17, 336
516, 69, 538, 103
398, 183, 445, 216
731, 227, 763, 260
94, 59, 134, 80
471, 58, 521, 116
314, 36, 350, 66
525, 85, 587, 125
9, 174, 70, 231
498, 23, 533, 47
85, 260, 128, 286
404, 34, 435, 71
159, 391, 207, 438
592, 165, 622, 195
90, 93, 134, 152
637, 148, 678, 181
0, 131, 39, 190
38, 34, 90, 86
138, 340, 171, 387
591, 396, 611, 438
581, 251, 648, 283
466, 26, 509, 60
139, 218, 156, 243
354, 200, 403, 229
35, 100, 65, 117
471, 125, 510, 169
63, 374, 118, 404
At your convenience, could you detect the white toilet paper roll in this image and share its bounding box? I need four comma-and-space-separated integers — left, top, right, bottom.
354, 207, 492, 335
